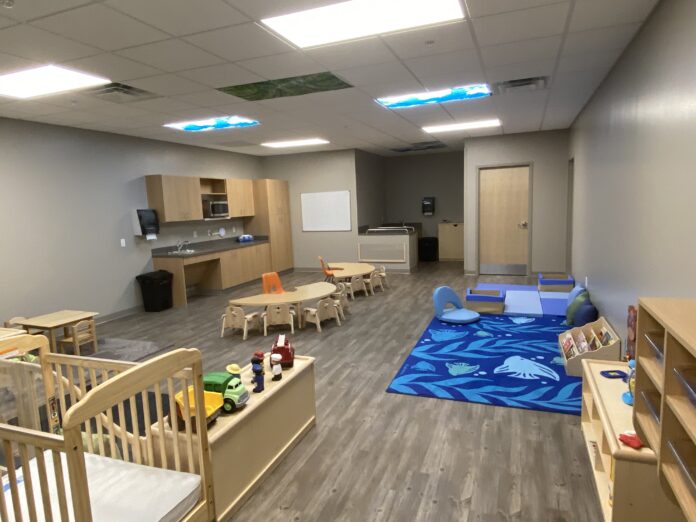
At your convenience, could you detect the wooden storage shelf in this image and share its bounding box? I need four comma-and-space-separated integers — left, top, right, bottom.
634, 297, 696, 522
580, 360, 681, 521
558, 317, 621, 376
199, 177, 227, 195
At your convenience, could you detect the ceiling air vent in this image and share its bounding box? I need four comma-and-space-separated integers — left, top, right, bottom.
85, 82, 159, 103
493, 76, 549, 95
391, 141, 447, 153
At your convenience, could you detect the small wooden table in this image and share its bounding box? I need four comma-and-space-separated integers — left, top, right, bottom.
329, 262, 375, 280
229, 282, 336, 328
14, 310, 99, 353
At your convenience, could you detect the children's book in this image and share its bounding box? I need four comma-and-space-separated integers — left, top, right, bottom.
600, 326, 614, 345
576, 331, 589, 353
589, 334, 602, 351
562, 333, 577, 358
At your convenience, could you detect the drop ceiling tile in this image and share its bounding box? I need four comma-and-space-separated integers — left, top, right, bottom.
472, 2, 570, 47
116, 39, 224, 72
237, 52, 325, 80
0, 25, 100, 62
443, 97, 498, 121
358, 79, 425, 98
305, 38, 395, 70
562, 23, 641, 55
0, 52, 37, 75
226, 0, 337, 20
128, 96, 199, 114
184, 23, 293, 62
173, 90, 242, 107
32, 4, 168, 51
569, 0, 658, 32
557, 48, 622, 74
484, 59, 556, 83
467, 0, 565, 18
37, 110, 101, 126
178, 63, 264, 88
64, 53, 161, 82
128, 74, 207, 96
0, 0, 92, 21
381, 21, 474, 60
404, 49, 481, 79
0, 15, 15, 28
397, 104, 454, 127
481, 35, 562, 69
0, 100, 66, 117
418, 70, 487, 90
494, 89, 547, 132
105, 0, 249, 36
335, 60, 415, 87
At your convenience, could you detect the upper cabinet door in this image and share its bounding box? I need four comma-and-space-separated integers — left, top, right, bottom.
226, 179, 255, 217
146, 175, 202, 222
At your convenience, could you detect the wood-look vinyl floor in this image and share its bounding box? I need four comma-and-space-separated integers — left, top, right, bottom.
99, 262, 602, 522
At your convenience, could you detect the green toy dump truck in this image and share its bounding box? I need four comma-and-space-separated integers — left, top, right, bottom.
203, 372, 250, 413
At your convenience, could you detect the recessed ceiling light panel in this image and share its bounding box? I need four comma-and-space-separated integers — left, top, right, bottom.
164, 116, 260, 132
0, 65, 110, 99
261, 138, 330, 148
262, 0, 464, 48
377, 83, 491, 109
423, 119, 501, 133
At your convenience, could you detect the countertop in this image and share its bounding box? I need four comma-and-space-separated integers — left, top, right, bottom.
358, 229, 417, 236
152, 236, 269, 258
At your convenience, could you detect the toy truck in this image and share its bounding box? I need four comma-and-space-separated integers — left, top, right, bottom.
271, 334, 295, 369
174, 387, 223, 432
203, 372, 250, 413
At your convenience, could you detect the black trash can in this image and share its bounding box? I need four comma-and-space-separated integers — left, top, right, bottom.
136, 270, 173, 312
418, 237, 439, 262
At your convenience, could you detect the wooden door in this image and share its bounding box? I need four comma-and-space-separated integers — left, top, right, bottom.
226, 179, 255, 217
479, 166, 530, 275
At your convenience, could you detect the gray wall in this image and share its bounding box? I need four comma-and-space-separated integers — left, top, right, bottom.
383, 152, 464, 236
355, 150, 385, 230
262, 150, 359, 270
570, 0, 696, 333
463, 131, 570, 273
0, 117, 262, 320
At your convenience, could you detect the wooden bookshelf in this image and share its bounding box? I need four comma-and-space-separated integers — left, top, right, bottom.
580, 360, 682, 521
634, 297, 696, 522
559, 317, 621, 376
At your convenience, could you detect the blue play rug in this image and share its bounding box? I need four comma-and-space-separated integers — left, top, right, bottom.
387, 314, 581, 415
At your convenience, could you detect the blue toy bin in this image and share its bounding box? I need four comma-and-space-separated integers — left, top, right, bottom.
538, 272, 575, 292
465, 288, 505, 314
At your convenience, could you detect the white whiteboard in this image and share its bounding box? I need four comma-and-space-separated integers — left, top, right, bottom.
301, 190, 352, 231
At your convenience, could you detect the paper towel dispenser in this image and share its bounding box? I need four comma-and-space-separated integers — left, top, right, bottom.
422, 197, 435, 216
132, 209, 159, 239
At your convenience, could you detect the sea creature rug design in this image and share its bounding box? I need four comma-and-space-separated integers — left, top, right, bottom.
386, 314, 581, 415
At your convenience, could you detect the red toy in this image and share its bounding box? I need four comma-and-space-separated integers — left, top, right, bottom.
271, 334, 295, 369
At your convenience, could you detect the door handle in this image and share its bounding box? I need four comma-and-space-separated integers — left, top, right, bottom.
518, 221, 529, 229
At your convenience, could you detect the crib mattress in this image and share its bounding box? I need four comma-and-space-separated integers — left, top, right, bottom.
2, 450, 201, 521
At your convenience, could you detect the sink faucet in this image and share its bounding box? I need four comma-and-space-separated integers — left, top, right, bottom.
176, 240, 189, 253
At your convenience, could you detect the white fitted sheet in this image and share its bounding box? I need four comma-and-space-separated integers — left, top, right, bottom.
2, 450, 201, 521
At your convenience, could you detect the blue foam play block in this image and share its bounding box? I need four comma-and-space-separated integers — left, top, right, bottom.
540, 298, 568, 317
477, 282, 538, 293
538, 273, 574, 285
504, 290, 543, 317
438, 308, 480, 324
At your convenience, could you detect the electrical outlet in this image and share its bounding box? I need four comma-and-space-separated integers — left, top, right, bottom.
120, 238, 126, 248
193, 230, 198, 238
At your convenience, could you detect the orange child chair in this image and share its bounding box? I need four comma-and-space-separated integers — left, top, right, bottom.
318, 256, 336, 282
262, 272, 285, 294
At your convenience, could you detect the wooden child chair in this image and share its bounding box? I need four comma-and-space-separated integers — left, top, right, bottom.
364, 270, 385, 295
220, 305, 260, 340
261, 304, 295, 336
331, 282, 350, 320
344, 275, 369, 299
58, 319, 97, 356
262, 272, 285, 294
303, 297, 342, 332
377, 265, 388, 287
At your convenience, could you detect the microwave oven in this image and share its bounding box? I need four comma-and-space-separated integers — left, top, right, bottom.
204, 199, 229, 218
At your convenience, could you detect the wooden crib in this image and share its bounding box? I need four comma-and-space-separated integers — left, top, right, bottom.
0, 334, 214, 522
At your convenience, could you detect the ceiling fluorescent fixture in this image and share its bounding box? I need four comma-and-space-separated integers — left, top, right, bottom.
164, 116, 259, 132
377, 83, 491, 109
261, 138, 329, 148
423, 119, 501, 133
0, 65, 110, 99
261, 0, 464, 48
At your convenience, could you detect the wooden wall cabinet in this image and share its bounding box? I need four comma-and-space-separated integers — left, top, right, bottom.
438, 222, 464, 261
145, 175, 203, 222
220, 244, 272, 289
246, 179, 293, 272
226, 178, 255, 217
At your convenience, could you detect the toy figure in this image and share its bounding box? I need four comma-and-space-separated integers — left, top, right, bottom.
252, 362, 264, 393
271, 353, 282, 381
271, 334, 295, 369
250, 351, 265, 384
225, 363, 242, 380
626, 305, 637, 360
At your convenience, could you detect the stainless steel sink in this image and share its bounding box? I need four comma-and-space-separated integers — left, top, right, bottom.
168, 249, 196, 255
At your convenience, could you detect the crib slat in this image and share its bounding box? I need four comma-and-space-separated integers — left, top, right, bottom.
66, 367, 77, 408
141, 390, 155, 466
3, 441, 23, 522
34, 449, 53, 522
117, 400, 130, 462
166, 378, 182, 471
89, 368, 106, 457
102, 370, 118, 458
180, 377, 195, 472
77, 371, 95, 455
128, 396, 142, 464
51, 451, 69, 521
54, 365, 67, 419
0, 468, 9, 522
154, 383, 168, 469
18, 444, 37, 522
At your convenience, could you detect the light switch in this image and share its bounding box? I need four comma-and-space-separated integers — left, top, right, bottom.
120, 238, 126, 248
